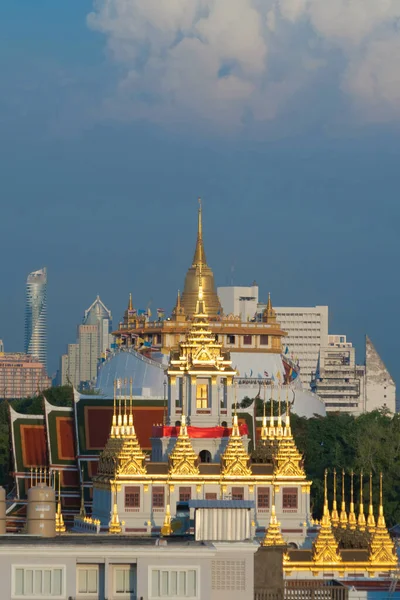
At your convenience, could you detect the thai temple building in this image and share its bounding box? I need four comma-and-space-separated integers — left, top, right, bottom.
97, 200, 324, 418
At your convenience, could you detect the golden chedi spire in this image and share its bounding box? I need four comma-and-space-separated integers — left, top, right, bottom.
128, 292, 133, 311
367, 471, 376, 534
357, 471, 366, 533
348, 471, 357, 531
109, 483, 122, 534
273, 396, 305, 479
79, 467, 86, 518
262, 485, 285, 546
172, 289, 186, 322
369, 473, 397, 565
55, 471, 66, 534
260, 389, 269, 441
312, 470, 342, 565
331, 469, 340, 527
96, 380, 147, 480
169, 415, 200, 476
268, 383, 276, 439
180, 198, 222, 318
263, 292, 277, 325
339, 469, 348, 528
221, 408, 252, 477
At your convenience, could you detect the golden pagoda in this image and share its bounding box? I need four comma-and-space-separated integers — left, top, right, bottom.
263, 293, 277, 325
221, 411, 252, 478
369, 473, 397, 566
169, 415, 200, 476
179, 198, 222, 318
312, 470, 342, 565
273, 400, 305, 479
262, 485, 285, 547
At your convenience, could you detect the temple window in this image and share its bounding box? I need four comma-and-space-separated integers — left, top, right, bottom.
231, 487, 244, 500
125, 486, 140, 509
152, 486, 165, 509
243, 335, 252, 345
227, 335, 235, 344
260, 335, 269, 345
179, 487, 191, 502
257, 487, 270, 510
282, 487, 298, 509
196, 382, 208, 409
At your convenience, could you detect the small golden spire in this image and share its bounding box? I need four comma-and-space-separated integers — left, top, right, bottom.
348, 470, 357, 530
263, 292, 277, 324
312, 473, 342, 565
269, 383, 275, 438
262, 484, 285, 546
80, 467, 86, 518
109, 483, 122, 534
129, 377, 133, 429
55, 471, 66, 534
339, 469, 348, 527
169, 414, 199, 476
128, 292, 133, 311
221, 408, 252, 477
261, 385, 268, 440
276, 386, 283, 438
192, 197, 206, 266
331, 469, 339, 527
161, 488, 172, 537
324, 468, 329, 514
358, 470, 366, 532
369, 473, 397, 565
367, 471, 376, 533
283, 386, 292, 438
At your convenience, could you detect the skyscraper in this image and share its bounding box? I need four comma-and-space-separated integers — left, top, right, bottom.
25, 267, 47, 369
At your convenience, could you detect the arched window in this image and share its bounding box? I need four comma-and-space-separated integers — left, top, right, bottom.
199, 450, 212, 463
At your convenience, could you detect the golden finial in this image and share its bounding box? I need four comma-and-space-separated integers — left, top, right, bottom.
378, 472, 384, 524
55, 470, 66, 534
284, 386, 292, 438
80, 467, 86, 518
369, 472, 397, 565
129, 377, 133, 429
109, 483, 122, 534
161, 487, 172, 537
262, 482, 285, 546
276, 385, 283, 438
117, 379, 122, 429
367, 471, 376, 533
112, 379, 117, 437
267, 292, 272, 312
269, 382, 275, 438
128, 292, 133, 311
348, 470, 357, 530
324, 469, 329, 514
192, 197, 206, 267
168, 413, 199, 476
261, 384, 268, 440
221, 393, 252, 477
331, 469, 339, 527
358, 470, 366, 532
339, 469, 348, 527
312, 480, 342, 565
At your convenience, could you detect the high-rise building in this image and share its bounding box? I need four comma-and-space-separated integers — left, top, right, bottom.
365, 336, 396, 413
0, 352, 51, 399
60, 343, 80, 388
83, 295, 113, 358
78, 325, 99, 386
25, 267, 47, 369
217, 283, 259, 322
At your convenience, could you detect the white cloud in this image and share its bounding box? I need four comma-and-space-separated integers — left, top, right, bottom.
88, 0, 400, 131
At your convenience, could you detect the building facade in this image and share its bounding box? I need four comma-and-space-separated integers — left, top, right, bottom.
78, 324, 99, 387
60, 343, 80, 388
24, 267, 47, 369
0, 353, 51, 399
365, 336, 396, 413
217, 284, 259, 322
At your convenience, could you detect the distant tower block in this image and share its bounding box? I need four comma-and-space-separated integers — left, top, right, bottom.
25, 267, 47, 369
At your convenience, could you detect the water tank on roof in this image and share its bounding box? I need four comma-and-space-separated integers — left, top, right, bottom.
27, 484, 56, 537
0, 487, 6, 534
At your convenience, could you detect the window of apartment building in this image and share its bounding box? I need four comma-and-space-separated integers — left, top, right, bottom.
205, 493, 218, 500
13, 566, 64, 598
257, 487, 270, 510
179, 487, 192, 502
125, 486, 140, 509
260, 335, 269, 346
243, 335, 252, 345
114, 566, 136, 596
227, 335, 235, 345
152, 486, 165, 509
231, 487, 244, 500
150, 568, 198, 598
77, 566, 98, 596
196, 382, 208, 409
282, 487, 298, 509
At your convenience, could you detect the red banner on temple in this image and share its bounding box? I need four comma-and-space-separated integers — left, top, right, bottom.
152, 423, 248, 438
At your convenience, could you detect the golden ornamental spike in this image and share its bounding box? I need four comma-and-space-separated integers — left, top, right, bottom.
55, 471, 66, 534
339, 469, 348, 527
348, 470, 357, 530
129, 377, 133, 429
261, 383, 268, 440
80, 467, 86, 518
367, 471, 376, 533
357, 470, 366, 532
262, 480, 285, 546
112, 379, 117, 437
331, 469, 339, 527
369, 472, 396, 566
109, 483, 122, 534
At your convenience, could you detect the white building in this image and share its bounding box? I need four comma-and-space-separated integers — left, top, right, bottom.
365, 336, 396, 413
60, 343, 80, 388
217, 283, 259, 321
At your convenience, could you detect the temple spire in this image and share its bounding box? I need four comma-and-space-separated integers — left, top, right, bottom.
128, 293, 133, 311
339, 469, 348, 527
261, 385, 268, 440
367, 471, 376, 533
357, 470, 366, 532
192, 198, 206, 266
312, 470, 342, 565
262, 484, 285, 546
169, 414, 199, 476
55, 471, 66, 534
109, 483, 122, 534
348, 470, 357, 530
331, 469, 339, 527
369, 473, 397, 566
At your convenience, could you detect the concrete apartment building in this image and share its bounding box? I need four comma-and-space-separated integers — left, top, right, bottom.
0, 352, 51, 399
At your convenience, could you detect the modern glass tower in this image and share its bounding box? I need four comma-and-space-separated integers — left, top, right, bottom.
25, 267, 47, 369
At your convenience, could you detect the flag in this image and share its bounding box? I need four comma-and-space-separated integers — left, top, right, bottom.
147, 307, 152, 318
128, 309, 137, 316
264, 370, 269, 377
157, 308, 165, 318
292, 370, 298, 380
271, 374, 275, 382
138, 309, 146, 316
143, 341, 152, 347
285, 346, 289, 354
137, 337, 144, 345
250, 369, 253, 377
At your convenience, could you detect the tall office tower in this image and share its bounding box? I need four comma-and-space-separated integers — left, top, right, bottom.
60, 343, 80, 388
78, 325, 99, 386
25, 267, 47, 369
83, 296, 113, 358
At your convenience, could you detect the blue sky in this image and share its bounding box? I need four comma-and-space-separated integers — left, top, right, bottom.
1, 0, 399, 389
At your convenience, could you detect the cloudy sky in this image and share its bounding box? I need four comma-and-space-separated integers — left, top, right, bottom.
1, 0, 399, 386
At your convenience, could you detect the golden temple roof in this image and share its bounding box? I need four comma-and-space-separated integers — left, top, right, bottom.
262, 292, 277, 325
262, 487, 285, 547
221, 413, 252, 477
312, 471, 342, 565
369, 473, 397, 565
169, 415, 200, 476
179, 199, 222, 318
